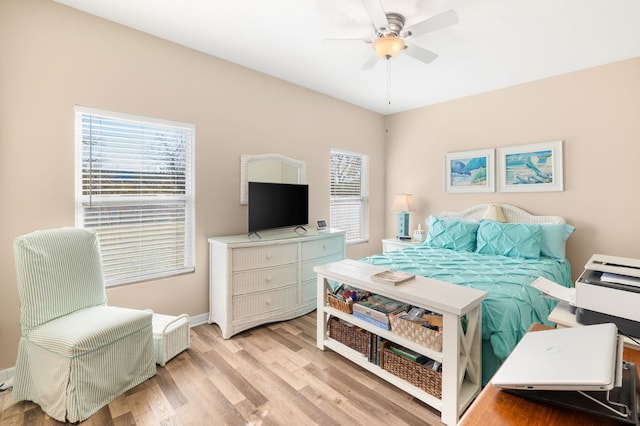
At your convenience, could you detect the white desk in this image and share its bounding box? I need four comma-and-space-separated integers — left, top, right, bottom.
549, 301, 640, 350
547, 301, 578, 328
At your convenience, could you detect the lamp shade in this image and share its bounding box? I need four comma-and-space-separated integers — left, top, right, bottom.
372, 35, 405, 59
391, 194, 416, 212
482, 204, 507, 222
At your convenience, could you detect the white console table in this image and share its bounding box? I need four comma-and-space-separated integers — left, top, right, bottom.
315, 259, 487, 426
208, 228, 345, 338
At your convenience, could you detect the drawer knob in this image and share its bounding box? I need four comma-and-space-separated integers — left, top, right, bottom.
266, 276, 272, 283
265, 254, 272, 261
265, 299, 271, 306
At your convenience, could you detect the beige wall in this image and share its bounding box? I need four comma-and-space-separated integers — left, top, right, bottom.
385, 57, 640, 279
2, 0, 638, 372
0, 0, 386, 368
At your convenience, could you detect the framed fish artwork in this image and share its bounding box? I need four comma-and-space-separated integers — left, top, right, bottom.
497, 141, 564, 192
445, 149, 495, 193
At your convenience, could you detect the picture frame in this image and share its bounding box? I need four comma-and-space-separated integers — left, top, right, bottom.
497, 140, 563, 192
445, 149, 495, 193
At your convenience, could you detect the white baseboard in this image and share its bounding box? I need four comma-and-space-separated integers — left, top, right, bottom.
0, 367, 15, 391
0, 367, 15, 382
189, 313, 209, 327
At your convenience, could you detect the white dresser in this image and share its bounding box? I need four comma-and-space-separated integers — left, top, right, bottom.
208, 229, 346, 338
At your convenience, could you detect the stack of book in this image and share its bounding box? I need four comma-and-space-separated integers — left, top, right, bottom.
371, 270, 415, 285
369, 335, 385, 365
389, 346, 429, 364
353, 294, 409, 330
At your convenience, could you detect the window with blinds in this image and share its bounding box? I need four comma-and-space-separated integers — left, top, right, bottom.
330, 149, 369, 244
74, 106, 195, 286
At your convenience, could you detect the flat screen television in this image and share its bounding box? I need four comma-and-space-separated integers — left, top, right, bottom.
248, 181, 309, 234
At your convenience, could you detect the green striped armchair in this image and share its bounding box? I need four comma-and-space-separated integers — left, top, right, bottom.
13, 228, 156, 422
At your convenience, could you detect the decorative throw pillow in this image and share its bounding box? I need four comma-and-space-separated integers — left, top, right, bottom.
540, 223, 575, 261
424, 215, 479, 252
476, 221, 542, 259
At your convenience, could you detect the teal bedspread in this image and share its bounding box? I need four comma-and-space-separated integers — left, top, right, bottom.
359, 245, 572, 382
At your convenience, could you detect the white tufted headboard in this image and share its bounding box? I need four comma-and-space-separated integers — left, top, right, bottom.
439, 203, 566, 225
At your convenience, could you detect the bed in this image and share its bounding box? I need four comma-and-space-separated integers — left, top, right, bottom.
359, 203, 575, 385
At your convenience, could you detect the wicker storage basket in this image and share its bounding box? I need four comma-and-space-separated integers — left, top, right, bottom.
382, 347, 442, 399
389, 314, 443, 352
328, 295, 353, 314
328, 317, 370, 357
149, 312, 190, 367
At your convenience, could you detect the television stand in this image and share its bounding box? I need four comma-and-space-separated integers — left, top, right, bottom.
248, 225, 308, 239
293, 225, 307, 234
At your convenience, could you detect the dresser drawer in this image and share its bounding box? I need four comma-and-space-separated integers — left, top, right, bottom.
301, 253, 345, 282
301, 253, 344, 303
232, 265, 298, 295
301, 236, 343, 261
301, 279, 316, 303
232, 243, 298, 271
232, 286, 298, 320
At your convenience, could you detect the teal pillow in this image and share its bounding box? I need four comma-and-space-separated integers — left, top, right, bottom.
425, 215, 479, 252
540, 223, 575, 260
476, 221, 542, 259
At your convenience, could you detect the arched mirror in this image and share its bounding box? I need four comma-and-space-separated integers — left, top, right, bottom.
240, 154, 307, 204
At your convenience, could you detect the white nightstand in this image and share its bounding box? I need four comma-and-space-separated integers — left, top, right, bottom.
382, 237, 423, 253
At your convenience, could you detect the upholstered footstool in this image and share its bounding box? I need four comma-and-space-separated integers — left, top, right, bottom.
149, 312, 190, 366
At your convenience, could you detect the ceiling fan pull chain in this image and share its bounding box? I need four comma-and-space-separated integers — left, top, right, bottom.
387, 59, 391, 114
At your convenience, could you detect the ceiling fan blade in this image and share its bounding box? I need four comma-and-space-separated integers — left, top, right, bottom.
403, 43, 438, 64
361, 52, 380, 70
405, 9, 459, 38
323, 37, 373, 42
361, 0, 389, 33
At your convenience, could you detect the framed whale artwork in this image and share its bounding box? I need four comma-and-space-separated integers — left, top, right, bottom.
445, 149, 495, 193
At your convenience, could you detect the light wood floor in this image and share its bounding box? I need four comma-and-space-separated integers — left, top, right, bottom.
0, 311, 445, 425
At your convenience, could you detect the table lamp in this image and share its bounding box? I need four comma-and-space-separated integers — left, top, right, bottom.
391, 193, 416, 238
482, 204, 507, 222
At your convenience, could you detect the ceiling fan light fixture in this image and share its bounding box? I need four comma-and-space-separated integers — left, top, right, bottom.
372, 35, 405, 59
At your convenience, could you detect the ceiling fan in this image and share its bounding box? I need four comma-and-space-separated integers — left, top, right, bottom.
359, 0, 459, 70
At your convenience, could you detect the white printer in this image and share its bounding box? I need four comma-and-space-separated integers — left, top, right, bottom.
575, 254, 640, 337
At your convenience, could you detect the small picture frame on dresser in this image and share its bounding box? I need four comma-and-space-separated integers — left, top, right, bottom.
316, 220, 327, 231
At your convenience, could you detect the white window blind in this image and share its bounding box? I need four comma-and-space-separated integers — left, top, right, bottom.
330, 149, 368, 244
75, 106, 195, 286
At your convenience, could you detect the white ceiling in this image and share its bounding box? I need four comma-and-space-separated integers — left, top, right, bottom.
53, 0, 640, 115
